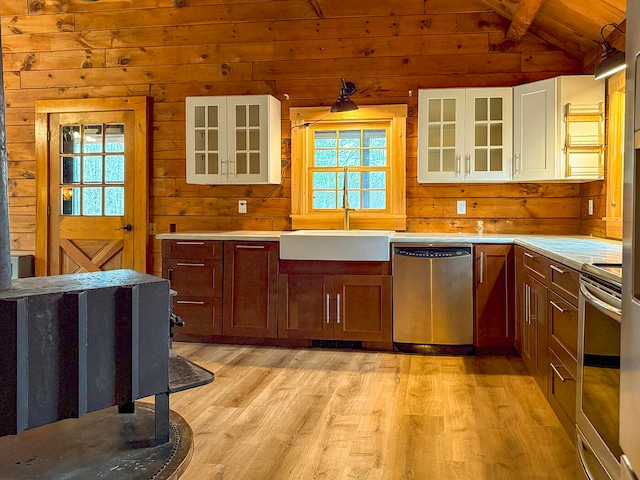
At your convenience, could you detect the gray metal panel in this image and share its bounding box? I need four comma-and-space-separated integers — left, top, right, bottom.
393, 246, 473, 345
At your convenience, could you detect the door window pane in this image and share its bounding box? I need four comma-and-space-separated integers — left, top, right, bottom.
61, 187, 80, 215
62, 126, 81, 154
59, 121, 126, 217
83, 156, 102, 183
105, 187, 124, 216
83, 125, 103, 153
82, 187, 102, 216
62, 156, 81, 184
105, 155, 124, 183
105, 124, 124, 152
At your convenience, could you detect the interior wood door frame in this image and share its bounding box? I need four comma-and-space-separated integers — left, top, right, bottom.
35, 97, 152, 275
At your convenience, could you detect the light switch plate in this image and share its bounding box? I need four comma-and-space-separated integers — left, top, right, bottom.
457, 200, 466, 215
238, 200, 247, 214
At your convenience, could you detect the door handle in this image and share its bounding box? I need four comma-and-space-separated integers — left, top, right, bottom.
336, 294, 341, 324
116, 224, 132, 231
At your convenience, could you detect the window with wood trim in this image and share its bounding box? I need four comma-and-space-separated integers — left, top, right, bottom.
290, 105, 407, 230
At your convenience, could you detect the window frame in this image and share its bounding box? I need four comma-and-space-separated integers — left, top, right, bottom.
290, 105, 407, 230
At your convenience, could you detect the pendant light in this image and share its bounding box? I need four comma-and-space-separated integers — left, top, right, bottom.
330, 79, 358, 113
594, 23, 626, 81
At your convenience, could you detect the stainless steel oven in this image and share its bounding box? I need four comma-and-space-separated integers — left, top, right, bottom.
577, 272, 622, 480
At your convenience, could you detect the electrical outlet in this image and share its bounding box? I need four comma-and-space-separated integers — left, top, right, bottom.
588, 199, 594, 216
457, 200, 466, 215
238, 200, 247, 214
148, 223, 156, 235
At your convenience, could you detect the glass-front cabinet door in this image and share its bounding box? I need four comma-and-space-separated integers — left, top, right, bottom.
417, 89, 465, 182
186, 95, 281, 184
417, 87, 512, 183
465, 88, 512, 181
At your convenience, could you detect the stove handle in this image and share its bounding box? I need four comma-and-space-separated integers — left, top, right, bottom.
580, 283, 622, 320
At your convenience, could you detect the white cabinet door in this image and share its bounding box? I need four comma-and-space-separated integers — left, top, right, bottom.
465, 88, 512, 182
418, 87, 512, 183
513, 78, 557, 181
186, 96, 226, 184
186, 95, 281, 185
417, 89, 466, 183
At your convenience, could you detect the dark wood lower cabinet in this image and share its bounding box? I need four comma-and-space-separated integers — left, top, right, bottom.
474, 244, 514, 352
278, 261, 392, 343
223, 241, 279, 338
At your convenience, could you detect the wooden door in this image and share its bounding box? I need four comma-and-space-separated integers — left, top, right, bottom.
474, 244, 515, 350
35, 97, 151, 276
333, 275, 392, 342
223, 241, 279, 338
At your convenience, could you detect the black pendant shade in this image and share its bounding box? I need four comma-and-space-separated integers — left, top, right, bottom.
594, 24, 626, 81
331, 79, 358, 113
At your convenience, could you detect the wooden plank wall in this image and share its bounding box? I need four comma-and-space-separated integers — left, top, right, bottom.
0, 0, 606, 275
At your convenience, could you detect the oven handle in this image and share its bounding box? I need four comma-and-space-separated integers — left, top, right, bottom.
580, 283, 622, 321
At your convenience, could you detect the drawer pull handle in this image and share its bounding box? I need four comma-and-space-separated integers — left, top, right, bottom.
176, 262, 205, 267
176, 300, 206, 305
550, 363, 574, 382
523, 252, 534, 259
550, 300, 566, 313
236, 245, 265, 250
550, 265, 568, 275
176, 241, 205, 245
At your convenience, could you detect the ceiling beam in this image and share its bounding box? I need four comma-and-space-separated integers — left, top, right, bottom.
506, 0, 545, 42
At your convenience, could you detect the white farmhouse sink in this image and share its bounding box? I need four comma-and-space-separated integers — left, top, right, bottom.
279, 230, 395, 261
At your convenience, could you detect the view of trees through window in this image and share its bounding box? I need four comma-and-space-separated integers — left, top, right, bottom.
311, 128, 388, 210
60, 124, 125, 216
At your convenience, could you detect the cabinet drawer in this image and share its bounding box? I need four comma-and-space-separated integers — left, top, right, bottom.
164, 258, 223, 297
548, 290, 578, 372
163, 240, 223, 259
549, 262, 579, 304
173, 296, 223, 337
548, 348, 577, 438
522, 249, 549, 283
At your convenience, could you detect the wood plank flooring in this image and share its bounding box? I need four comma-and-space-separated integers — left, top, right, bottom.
170, 343, 576, 480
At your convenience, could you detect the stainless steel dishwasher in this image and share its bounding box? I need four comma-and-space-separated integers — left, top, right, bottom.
392, 244, 473, 349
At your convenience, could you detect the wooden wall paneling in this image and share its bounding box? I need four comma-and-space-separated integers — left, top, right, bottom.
27, 0, 160, 15
4, 86, 151, 108
408, 197, 580, 219
6, 144, 35, 162
253, 53, 524, 81
406, 218, 579, 235
0, 13, 75, 34
1, 32, 113, 52
2, 50, 106, 71
20, 63, 254, 89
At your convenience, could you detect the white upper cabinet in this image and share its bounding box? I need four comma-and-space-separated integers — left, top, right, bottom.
513, 75, 604, 181
186, 95, 282, 184
418, 88, 512, 183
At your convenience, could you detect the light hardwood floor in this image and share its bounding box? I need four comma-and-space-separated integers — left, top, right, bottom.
170, 343, 576, 480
